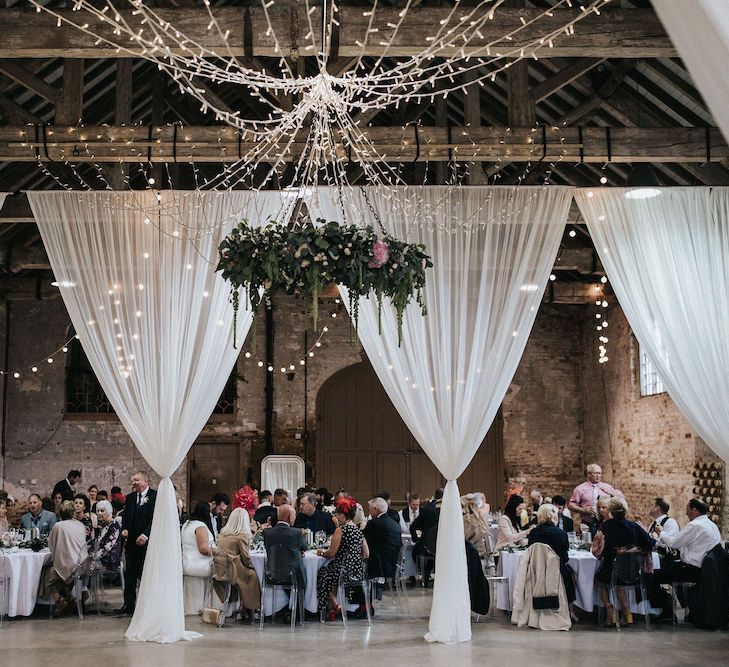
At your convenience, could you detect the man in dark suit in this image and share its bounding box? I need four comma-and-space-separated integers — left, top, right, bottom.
294, 493, 336, 535
263, 504, 307, 587
410, 494, 441, 569
363, 497, 402, 580
254, 490, 278, 526
52, 470, 81, 502
209, 492, 230, 538
376, 491, 401, 525
116, 471, 156, 615
552, 495, 574, 532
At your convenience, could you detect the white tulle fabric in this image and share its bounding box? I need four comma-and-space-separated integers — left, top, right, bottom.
653, 1, 729, 142
307, 186, 571, 643
0, 194, 7, 213
576, 187, 729, 464
28, 190, 286, 643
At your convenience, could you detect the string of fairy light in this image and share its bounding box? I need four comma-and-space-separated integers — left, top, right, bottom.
0, 335, 78, 379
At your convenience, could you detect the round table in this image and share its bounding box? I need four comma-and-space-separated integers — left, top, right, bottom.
0, 547, 51, 617
496, 549, 660, 613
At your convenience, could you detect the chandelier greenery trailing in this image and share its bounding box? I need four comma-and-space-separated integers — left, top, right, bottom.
216, 219, 432, 346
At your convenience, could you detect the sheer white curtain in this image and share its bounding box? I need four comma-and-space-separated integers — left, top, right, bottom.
576, 187, 729, 464
653, 1, 729, 142
28, 190, 286, 643
308, 186, 571, 643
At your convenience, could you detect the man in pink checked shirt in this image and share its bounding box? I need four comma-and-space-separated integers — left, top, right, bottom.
568, 463, 624, 527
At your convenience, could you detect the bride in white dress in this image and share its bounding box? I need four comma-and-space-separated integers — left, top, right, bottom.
181, 501, 217, 615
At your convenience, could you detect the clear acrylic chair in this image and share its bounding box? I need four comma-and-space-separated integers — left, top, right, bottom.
418, 529, 438, 588
596, 551, 652, 632
0, 550, 10, 627
259, 548, 304, 631
669, 581, 697, 625
49, 540, 89, 619
337, 559, 371, 627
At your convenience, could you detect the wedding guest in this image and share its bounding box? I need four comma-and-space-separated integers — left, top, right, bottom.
462, 495, 490, 558
337, 490, 367, 528
646, 498, 680, 540
0, 499, 9, 533
97, 490, 109, 502
426, 488, 444, 510
316, 496, 369, 620
568, 464, 623, 531
376, 491, 401, 524
294, 492, 336, 536
495, 494, 534, 550
20, 493, 57, 536
529, 489, 544, 512
649, 498, 721, 619
273, 488, 289, 507
52, 470, 81, 502
410, 493, 441, 565
52, 491, 64, 517
73, 493, 97, 542
363, 498, 401, 584
528, 504, 576, 608
209, 492, 230, 539
117, 471, 156, 616
87, 485, 99, 507
399, 493, 421, 533
254, 490, 277, 527
551, 495, 573, 532
46, 500, 87, 616
504, 478, 525, 506
263, 504, 307, 588
320, 491, 336, 515
41, 496, 54, 513
213, 507, 260, 613
595, 497, 655, 626
94, 500, 122, 569
110, 486, 126, 505
181, 501, 216, 615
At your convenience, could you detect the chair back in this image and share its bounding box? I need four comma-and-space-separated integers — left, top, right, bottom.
340, 558, 368, 587
423, 527, 438, 557
264, 544, 299, 585
611, 550, 643, 587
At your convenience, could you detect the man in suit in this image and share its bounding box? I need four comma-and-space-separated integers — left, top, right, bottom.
399, 494, 421, 533
263, 504, 307, 588
552, 495, 574, 532
294, 492, 336, 535
52, 470, 81, 502
20, 493, 56, 536
209, 492, 230, 538
116, 471, 156, 615
410, 493, 441, 571
363, 497, 402, 580
254, 490, 278, 526
376, 491, 401, 525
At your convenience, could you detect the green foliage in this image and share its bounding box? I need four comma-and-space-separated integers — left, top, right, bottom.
216, 218, 432, 347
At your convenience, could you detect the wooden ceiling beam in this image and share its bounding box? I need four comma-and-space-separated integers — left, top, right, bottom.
0, 7, 675, 58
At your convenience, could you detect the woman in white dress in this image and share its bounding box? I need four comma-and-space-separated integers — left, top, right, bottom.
181, 501, 217, 615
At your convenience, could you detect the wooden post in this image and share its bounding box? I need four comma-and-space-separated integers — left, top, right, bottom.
55, 59, 84, 125
110, 59, 132, 190
464, 71, 487, 185
435, 96, 448, 185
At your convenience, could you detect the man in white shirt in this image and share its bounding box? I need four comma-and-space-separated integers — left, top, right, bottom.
399, 494, 421, 533
646, 497, 680, 540
649, 498, 721, 617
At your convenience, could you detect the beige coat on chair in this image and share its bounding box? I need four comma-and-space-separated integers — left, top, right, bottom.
511, 543, 571, 631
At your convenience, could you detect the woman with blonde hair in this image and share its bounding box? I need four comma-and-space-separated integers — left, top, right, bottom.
462, 495, 490, 558
213, 507, 261, 615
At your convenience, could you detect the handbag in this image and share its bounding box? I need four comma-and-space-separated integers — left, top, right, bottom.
201, 606, 225, 627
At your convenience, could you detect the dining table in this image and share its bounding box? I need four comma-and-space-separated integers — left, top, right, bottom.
495, 548, 661, 614
0, 547, 52, 617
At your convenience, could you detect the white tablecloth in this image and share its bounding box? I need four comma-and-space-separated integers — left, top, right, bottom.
0, 548, 51, 617
496, 549, 661, 614
250, 550, 325, 615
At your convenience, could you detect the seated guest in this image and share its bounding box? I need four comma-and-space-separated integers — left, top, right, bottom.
363, 498, 401, 583
273, 488, 289, 507
595, 497, 655, 626
263, 504, 307, 588
94, 500, 122, 569
314, 487, 329, 511
46, 500, 88, 616
646, 497, 680, 541
462, 495, 490, 558
20, 493, 57, 536
73, 494, 97, 542
213, 507, 261, 613
528, 504, 577, 614
320, 490, 336, 515
529, 489, 544, 512
649, 498, 721, 619
551, 495, 573, 532
110, 486, 126, 506
568, 463, 623, 533
209, 492, 230, 539
410, 492, 441, 566
87, 485, 99, 509
399, 493, 421, 533
376, 491, 401, 524
495, 495, 534, 550
0, 498, 9, 533
41, 496, 54, 513
590, 496, 611, 539
52, 470, 81, 502
254, 490, 278, 527
426, 487, 444, 510
294, 492, 336, 536
316, 496, 369, 620
181, 501, 216, 615
52, 491, 64, 517
97, 490, 109, 502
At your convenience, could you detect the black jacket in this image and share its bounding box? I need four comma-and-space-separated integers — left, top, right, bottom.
466, 540, 490, 614
410, 505, 440, 543
689, 544, 729, 630
254, 504, 278, 527
557, 514, 574, 532
363, 513, 402, 578
263, 521, 308, 586
121, 488, 157, 547
528, 523, 570, 567
52, 478, 76, 501
293, 508, 336, 536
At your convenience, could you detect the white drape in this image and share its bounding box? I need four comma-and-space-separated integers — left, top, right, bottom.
576, 187, 729, 464
308, 186, 571, 643
653, 1, 729, 143
28, 190, 286, 643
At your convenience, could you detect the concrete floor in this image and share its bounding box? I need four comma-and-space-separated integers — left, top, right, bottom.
2, 589, 727, 667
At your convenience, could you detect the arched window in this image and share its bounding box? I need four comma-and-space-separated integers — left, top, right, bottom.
65, 333, 236, 416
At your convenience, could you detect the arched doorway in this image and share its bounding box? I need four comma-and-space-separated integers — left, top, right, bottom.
315, 362, 504, 506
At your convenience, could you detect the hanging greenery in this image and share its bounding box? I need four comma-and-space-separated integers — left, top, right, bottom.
216, 219, 432, 347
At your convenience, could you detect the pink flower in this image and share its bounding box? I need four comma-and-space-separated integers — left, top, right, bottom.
368, 239, 390, 269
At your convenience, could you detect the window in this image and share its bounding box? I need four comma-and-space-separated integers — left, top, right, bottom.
65, 334, 236, 416
639, 345, 665, 397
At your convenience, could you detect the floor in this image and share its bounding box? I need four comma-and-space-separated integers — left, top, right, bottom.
2, 588, 727, 667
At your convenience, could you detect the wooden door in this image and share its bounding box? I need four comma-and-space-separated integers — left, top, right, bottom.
187, 439, 243, 507
315, 362, 503, 506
